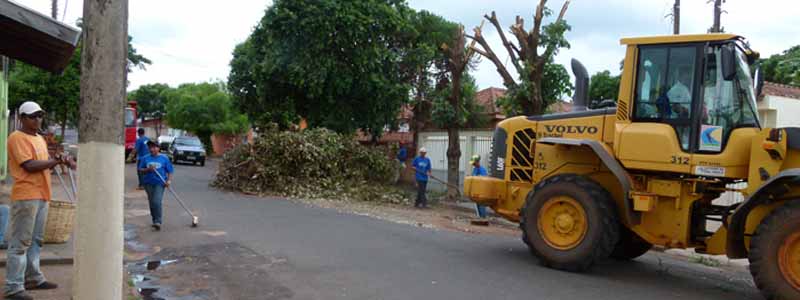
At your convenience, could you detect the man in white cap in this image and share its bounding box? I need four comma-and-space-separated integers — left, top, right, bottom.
411, 147, 432, 208
4, 101, 74, 300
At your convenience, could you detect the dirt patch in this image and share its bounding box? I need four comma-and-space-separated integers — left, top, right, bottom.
290, 196, 521, 238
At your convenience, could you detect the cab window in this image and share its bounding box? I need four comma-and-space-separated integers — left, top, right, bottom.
698, 44, 760, 152
634, 46, 698, 150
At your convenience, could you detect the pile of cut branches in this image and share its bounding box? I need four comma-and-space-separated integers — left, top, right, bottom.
213, 125, 409, 204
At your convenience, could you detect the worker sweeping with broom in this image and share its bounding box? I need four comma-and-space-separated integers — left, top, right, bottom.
138, 140, 174, 231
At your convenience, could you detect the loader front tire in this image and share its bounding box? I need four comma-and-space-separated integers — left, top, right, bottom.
750, 200, 800, 300
610, 226, 652, 260
520, 174, 620, 272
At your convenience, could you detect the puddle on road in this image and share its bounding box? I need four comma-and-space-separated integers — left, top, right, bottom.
124, 224, 152, 253
130, 274, 168, 300
146, 259, 178, 271
129, 264, 178, 300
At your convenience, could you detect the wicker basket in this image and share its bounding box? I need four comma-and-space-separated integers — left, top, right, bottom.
44, 200, 76, 244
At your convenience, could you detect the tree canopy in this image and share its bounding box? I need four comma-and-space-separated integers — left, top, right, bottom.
761, 45, 800, 86
128, 83, 171, 120
430, 74, 486, 129
229, 0, 431, 134
164, 82, 249, 153
8, 34, 151, 135
588, 70, 620, 103
8, 46, 81, 133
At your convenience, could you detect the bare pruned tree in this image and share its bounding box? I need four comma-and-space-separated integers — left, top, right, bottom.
441, 25, 480, 201
468, 0, 571, 115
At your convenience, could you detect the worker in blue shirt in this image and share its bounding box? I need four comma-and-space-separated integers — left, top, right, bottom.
411, 147, 432, 208
138, 141, 174, 231
396, 143, 408, 166
470, 155, 489, 218
131, 128, 150, 190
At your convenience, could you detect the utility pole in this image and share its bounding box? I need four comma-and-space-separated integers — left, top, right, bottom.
51, 0, 57, 18
673, 0, 680, 34
75, 0, 127, 299
711, 0, 723, 33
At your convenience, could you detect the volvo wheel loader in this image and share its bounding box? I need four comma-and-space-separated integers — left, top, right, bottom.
464, 33, 800, 300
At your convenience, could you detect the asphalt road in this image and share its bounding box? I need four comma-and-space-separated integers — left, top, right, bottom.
125, 159, 762, 300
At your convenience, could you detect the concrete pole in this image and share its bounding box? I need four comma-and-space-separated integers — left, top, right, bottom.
74, 0, 127, 299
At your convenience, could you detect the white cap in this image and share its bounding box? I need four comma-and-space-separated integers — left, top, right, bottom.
19, 101, 43, 115
419, 147, 427, 153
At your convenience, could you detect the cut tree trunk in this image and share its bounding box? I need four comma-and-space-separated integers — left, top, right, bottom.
446, 127, 460, 201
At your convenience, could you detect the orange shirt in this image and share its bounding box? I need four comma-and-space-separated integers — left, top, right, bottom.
8, 131, 52, 201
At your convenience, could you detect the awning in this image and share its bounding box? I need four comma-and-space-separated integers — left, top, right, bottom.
0, 0, 81, 73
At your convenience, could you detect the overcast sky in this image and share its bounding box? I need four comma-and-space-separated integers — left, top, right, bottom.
16, 0, 800, 94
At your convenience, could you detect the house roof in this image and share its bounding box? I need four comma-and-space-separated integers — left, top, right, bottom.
475, 87, 506, 118
0, 0, 81, 73
762, 82, 800, 100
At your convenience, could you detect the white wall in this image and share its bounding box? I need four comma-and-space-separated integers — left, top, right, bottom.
758, 95, 800, 128
416, 130, 493, 192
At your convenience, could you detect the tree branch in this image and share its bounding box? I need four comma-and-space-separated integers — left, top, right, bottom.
465, 20, 484, 60
469, 27, 517, 87
485, 12, 523, 75
539, 0, 571, 69
530, 0, 547, 58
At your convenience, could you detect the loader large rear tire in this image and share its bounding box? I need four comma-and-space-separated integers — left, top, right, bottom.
611, 226, 652, 260
749, 200, 800, 300
520, 174, 620, 272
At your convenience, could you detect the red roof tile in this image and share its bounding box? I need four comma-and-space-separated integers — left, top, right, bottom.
762, 82, 800, 100
475, 87, 506, 114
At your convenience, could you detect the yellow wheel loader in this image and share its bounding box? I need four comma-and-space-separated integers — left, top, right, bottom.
464, 33, 800, 299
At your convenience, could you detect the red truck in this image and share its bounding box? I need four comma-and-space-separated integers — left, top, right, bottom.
124, 101, 138, 159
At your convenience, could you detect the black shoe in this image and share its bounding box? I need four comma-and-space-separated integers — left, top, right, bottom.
0, 243, 8, 250
5, 291, 33, 300
25, 280, 58, 290
152, 224, 161, 231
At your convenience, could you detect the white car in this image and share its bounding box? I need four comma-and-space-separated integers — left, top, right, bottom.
157, 135, 176, 151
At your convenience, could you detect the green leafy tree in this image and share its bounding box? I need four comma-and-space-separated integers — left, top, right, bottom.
431, 74, 485, 129
8, 32, 151, 137
228, 0, 421, 134
588, 70, 621, 104
9, 47, 81, 137
164, 82, 249, 153
405, 10, 460, 148
470, 1, 573, 116
496, 60, 572, 116
129, 83, 172, 135
761, 46, 800, 86
438, 26, 479, 200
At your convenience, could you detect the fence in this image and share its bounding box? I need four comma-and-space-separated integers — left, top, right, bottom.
417, 130, 492, 192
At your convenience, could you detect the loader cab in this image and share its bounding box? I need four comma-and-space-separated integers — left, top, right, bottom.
616, 35, 761, 178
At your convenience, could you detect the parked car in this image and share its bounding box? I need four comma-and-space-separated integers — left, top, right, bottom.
169, 136, 206, 166
157, 135, 175, 152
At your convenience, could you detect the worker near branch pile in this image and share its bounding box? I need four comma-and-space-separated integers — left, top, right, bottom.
411, 147, 432, 208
